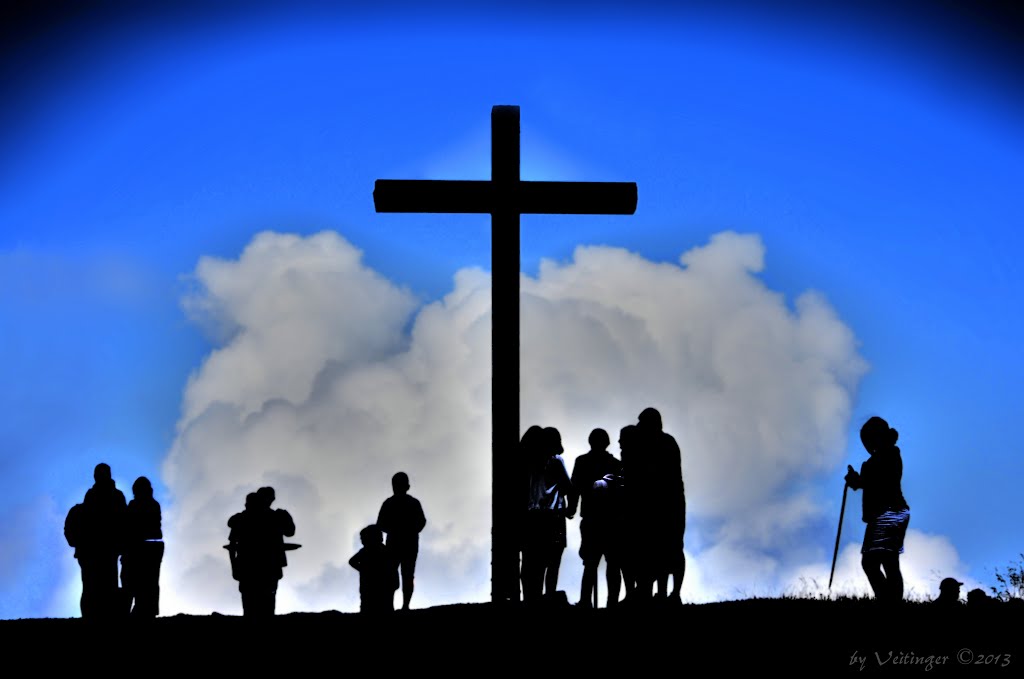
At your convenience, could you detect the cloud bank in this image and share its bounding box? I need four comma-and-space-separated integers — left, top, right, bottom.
159, 229, 894, 614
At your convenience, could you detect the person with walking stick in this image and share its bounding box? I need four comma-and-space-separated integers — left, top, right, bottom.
844, 416, 911, 604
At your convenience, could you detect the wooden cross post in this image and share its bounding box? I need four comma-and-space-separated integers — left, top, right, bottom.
374, 105, 637, 604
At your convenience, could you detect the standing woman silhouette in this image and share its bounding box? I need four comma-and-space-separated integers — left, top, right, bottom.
845, 416, 911, 603
521, 425, 574, 604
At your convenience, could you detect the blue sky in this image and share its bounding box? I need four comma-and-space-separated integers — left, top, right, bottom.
2, 3, 1023, 617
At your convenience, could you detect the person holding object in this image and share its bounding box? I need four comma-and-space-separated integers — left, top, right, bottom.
121, 476, 163, 618
227, 486, 297, 617
844, 416, 910, 604
568, 428, 624, 608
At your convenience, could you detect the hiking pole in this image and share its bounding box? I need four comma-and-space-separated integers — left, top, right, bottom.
829, 481, 849, 591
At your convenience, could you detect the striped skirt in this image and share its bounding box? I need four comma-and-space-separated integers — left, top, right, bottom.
862, 509, 910, 554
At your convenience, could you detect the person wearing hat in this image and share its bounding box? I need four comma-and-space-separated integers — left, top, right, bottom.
934, 577, 963, 606
844, 416, 911, 604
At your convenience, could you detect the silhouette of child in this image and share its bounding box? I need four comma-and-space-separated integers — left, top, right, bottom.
376, 472, 427, 611
845, 416, 910, 604
349, 525, 398, 614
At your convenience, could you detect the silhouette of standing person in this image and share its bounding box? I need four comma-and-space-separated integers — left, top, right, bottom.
121, 476, 163, 618
349, 525, 398, 614
376, 472, 427, 611
65, 463, 128, 619
637, 407, 686, 605
845, 416, 910, 604
569, 428, 624, 608
227, 487, 296, 617
519, 425, 544, 603
621, 422, 661, 602
227, 493, 257, 584
616, 425, 640, 602
522, 426, 574, 604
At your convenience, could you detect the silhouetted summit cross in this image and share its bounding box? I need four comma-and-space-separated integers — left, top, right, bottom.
374, 105, 637, 604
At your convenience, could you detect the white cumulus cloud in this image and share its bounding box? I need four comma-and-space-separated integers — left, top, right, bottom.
157, 228, 900, 614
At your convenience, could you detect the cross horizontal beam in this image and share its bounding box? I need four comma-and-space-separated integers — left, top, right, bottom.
374, 180, 638, 215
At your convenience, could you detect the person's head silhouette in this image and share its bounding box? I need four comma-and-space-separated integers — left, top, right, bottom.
521, 425, 544, 446
522, 425, 546, 466
132, 476, 153, 500
256, 486, 276, 509
619, 424, 638, 453
638, 407, 663, 431
389, 471, 409, 497
245, 492, 258, 510
588, 428, 610, 452
360, 525, 383, 547
94, 463, 112, 484
938, 577, 963, 602
967, 588, 992, 607
860, 416, 898, 455
543, 427, 563, 456
392, 472, 410, 496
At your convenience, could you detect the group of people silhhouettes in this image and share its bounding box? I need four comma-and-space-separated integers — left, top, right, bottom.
67, 411, 955, 618
349, 472, 427, 614
520, 407, 686, 608
65, 465, 428, 619
64, 464, 163, 620
520, 411, 919, 608
224, 471, 427, 617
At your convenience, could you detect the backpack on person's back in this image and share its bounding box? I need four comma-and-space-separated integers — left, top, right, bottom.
64, 503, 85, 549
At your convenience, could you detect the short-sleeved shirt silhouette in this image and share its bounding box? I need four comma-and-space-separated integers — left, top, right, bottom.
376, 495, 426, 553
569, 450, 623, 522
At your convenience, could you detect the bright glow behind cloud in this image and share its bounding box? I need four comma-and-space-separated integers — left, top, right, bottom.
159, 229, 876, 614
